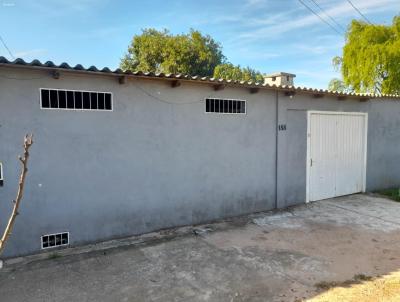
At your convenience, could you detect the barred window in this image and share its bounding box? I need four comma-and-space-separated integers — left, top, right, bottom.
41, 232, 69, 249
40, 89, 112, 111
205, 98, 246, 114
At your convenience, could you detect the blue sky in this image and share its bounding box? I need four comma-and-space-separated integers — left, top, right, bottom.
0, 0, 398, 88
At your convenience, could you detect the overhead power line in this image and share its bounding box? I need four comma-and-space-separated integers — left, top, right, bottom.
346, 0, 372, 24
309, 0, 346, 32
0, 34, 15, 59
297, 0, 344, 36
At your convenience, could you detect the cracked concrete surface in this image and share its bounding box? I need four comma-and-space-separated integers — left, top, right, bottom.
1, 194, 400, 301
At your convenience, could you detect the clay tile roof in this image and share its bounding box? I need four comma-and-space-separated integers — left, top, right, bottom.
0, 56, 399, 99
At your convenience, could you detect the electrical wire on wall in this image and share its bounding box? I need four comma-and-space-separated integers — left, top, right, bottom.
131, 81, 219, 105
0, 67, 227, 105
0, 74, 47, 80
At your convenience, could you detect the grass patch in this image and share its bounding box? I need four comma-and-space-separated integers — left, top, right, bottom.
315, 274, 373, 290
47, 252, 62, 259
353, 274, 373, 281
315, 281, 340, 290
375, 188, 400, 202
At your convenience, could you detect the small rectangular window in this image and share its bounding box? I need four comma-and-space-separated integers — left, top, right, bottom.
40, 89, 112, 111
105, 93, 112, 110
41, 89, 50, 108
50, 90, 58, 108
75, 91, 83, 109
215, 99, 220, 113
41, 232, 69, 249
206, 98, 210, 112
90, 92, 98, 110
82, 92, 90, 109
58, 90, 67, 109
205, 98, 246, 114
66, 91, 74, 109
223, 100, 228, 113
98, 93, 105, 110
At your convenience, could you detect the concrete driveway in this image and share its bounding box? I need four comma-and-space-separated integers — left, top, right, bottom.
1, 194, 400, 301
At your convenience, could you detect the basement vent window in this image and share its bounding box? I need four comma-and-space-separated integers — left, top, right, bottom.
205, 98, 246, 114
40, 89, 112, 111
41, 232, 69, 249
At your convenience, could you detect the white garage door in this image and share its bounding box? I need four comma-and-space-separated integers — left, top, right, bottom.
307, 111, 368, 202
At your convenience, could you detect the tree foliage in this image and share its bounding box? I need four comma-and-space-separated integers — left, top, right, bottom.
120, 29, 225, 76
120, 29, 266, 82
335, 16, 400, 94
328, 78, 352, 93
213, 63, 264, 83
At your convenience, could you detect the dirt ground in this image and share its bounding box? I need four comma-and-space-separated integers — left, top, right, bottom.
1, 194, 400, 301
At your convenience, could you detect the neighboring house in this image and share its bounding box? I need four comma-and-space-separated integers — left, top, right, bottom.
0, 57, 400, 258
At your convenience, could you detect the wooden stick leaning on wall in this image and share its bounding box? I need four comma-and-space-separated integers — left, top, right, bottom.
0, 134, 33, 256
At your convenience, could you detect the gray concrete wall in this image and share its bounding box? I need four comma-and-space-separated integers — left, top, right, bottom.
366, 100, 400, 190
1, 66, 400, 258
0, 67, 277, 257
284, 109, 308, 207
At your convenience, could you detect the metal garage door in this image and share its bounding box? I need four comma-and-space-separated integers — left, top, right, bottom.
307, 111, 368, 202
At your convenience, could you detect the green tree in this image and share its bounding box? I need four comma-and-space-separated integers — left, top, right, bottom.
120, 29, 225, 76
334, 16, 400, 94
328, 78, 352, 93
213, 63, 264, 83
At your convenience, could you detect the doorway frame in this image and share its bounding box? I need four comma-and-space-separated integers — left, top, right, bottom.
306, 111, 368, 203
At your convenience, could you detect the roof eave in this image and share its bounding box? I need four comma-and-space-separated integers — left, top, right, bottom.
0, 57, 399, 100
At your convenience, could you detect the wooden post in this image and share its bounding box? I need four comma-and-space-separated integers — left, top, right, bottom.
0, 134, 33, 256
